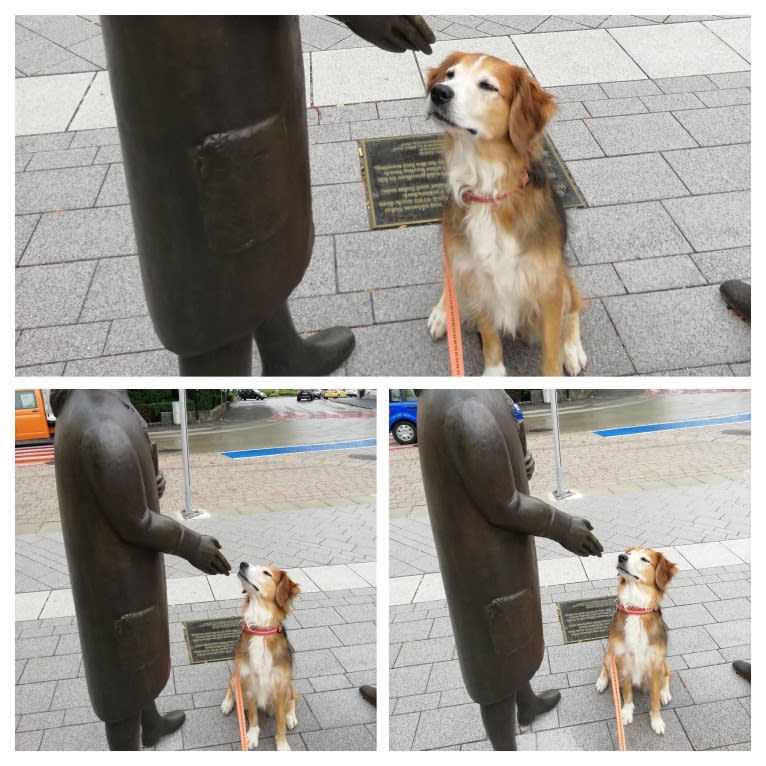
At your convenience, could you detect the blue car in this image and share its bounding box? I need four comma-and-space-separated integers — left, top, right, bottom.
389, 389, 418, 445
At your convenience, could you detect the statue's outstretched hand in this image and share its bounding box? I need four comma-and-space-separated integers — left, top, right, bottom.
189, 536, 231, 575
559, 517, 603, 557
336, 16, 435, 54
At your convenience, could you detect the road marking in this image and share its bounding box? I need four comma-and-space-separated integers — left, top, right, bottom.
15, 445, 55, 466
221, 438, 377, 459
593, 412, 750, 438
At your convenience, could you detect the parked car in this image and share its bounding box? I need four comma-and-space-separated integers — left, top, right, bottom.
15, 389, 55, 442
389, 389, 418, 445
323, 389, 347, 399
297, 389, 316, 401
346, 389, 359, 398
238, 389, 266, 401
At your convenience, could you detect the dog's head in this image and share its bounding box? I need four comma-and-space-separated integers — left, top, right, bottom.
617, 548, 678, 595
238, 562, 300, 617
426, 52, 556, 153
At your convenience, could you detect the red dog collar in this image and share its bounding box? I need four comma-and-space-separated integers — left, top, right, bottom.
616, 600, 658, 616
241, 623, 283, 636
461, 169, 529, 204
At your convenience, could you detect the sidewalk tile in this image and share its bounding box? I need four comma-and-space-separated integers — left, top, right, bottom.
394, 636, 455, 668
704, 19, 750, 61
667, 583, 718, 606
347, 562, 376, 587
720, 539, 750, 564
584, 96, 647, 117
166, 576, 214, 606
577, 299, 636, 375
63, 348, 178, 375
587, 112, 696, 155
609, 710, 692, 750
19, 653, 80, 684
16, 132, 74, 153
69, 71, 116, 131
547, 641, 605, 674
615, 255, 706, 293
679, 662, 751, 704
697, 88, 750, 108
610, 22, 749, 78
289, 292, 372, 335
546, 120, 603, 159
15, 165, 107, 214
40, 721, 107, 751
412, 702, 485, 750
39, 590, 75, 619
706, 597, 750, 622
665, 191, 750, 251
172, 662, 230, 695
664, 144, 750, 195
655, 74, 716, 93
677, 542, 745, 569
15, 72, 94, 135
16, 680, 57, 714
311, 181, 369, 235
311, 48, 423, 105
95, 163, 128, 206
675, 698, 750, 749
303, 687, 376, 728
600, 79, 662, 98
536, 720, 613, 751
179, 705, 238, 750
538, 557, 587, 587
79, 256, 146, 322
641, 92, 705, 111
673, 104, 750, 146
705, 618, 750, 648
309, 140, 363, 185
390, 712, 419, 750
302, 724, 375, 750
555, 683, 615, 726
293, 648, 345, 679
568, 264, 623, 299
300, 564, 370, 591
69, 127, 120, 148
416, 36, 526, 69
425, 659, 463, 692
513, 30, 645, 86
413, 573, 445, 603
663, 603, 715, 629
331, 642, 376, 672
371, 283, 443, 325
26, 146, 98, 171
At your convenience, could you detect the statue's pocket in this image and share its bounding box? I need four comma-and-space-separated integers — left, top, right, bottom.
194, 114, 289, 253
487, 589, 535, 656
113, 605, 162, 672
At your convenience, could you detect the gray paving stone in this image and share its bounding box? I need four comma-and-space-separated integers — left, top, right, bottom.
64, 348, 179, 375
291, 236, 336, 298
15, 680, 57, 715
606, 285, 750, 373
552, 101, 589, 121
536, 720, 613, 751
371, 282, 442, 324
412, 702, 485, 750
729, 362, 750, 376
390, 712, 419, 750
663, 191, 750, 251
16, 151, 31, 172
389, 619, 433, 644
708, 580, 750, 599
15, 31, 71, 76
676, 698, 750, 749
293, 606, 346, 628
16, 635, 61, 660
17, 709, 66, 733
547, 120, 603, 159
48, 676, 90, 710
609, 709, 692, 750
600, 79, 662, 98
19, 653, 80, 685
69, 127, 120, 148
17, 15, 101, 48
16, 132, 73, 153
95, 163, 128, 206
378, 98, 426, 119
330, 621, 376, 646
656, 74, 717, 93
673, 104, 750, 146
21, 205, 136, 265
16, 730, 43, 751
302, 724, 375, 750
614, 255, 706, 293
311, 182, 369, 235
16, 165, 107, 214
570, 264, 624, 297
331, 643, 376, 672
172, 662, 230, 695
292, 648, 346, 679
586, 112, 696, 155
708, 71, 750, 89
93, 144, 123, 163
179, 705, 239, 750
303, 687, 376, 729
641, 92, 706, 111
667, 583, 719, 606
308, 122, 351, 144
79, 256, 147, 322
15, 214, 39, 263
289, 291, 373, 334
679, 662, 751, 704
425, 659, 464, 693
585, 97, 647, 117
26, 146, 97, 171
706, 598, 750, 622
663, 603, 716, 629
40, 721, 107, 751
705, 618, 750, 648
568, 154, 689, 205
315, 102, 378, 125
547, 641, 605, 674
352, 117, 412, 140
663, 144, 750, 195
668, 625, 722, 655
394, 692, 441, 715
547, 83, 607, 102
103, 314, 163, 355
696, 88, 751, 107
288, 626, 343, 652
394, 636, 455, 667
309, 140, 363, 185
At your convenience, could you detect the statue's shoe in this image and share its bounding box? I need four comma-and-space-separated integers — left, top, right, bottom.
517, 689, 561, 726
142, 710, 186, 747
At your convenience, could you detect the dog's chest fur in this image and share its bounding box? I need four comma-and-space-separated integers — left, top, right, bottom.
240, 601, 279, 708
613, 583, 664, 687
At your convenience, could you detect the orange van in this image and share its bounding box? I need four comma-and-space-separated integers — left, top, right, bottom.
15, 389, 55, 442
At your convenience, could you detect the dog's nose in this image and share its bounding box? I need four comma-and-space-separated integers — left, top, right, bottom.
618, 554, 628, 563
430, 84, 454, 106
239, 561, 249, 570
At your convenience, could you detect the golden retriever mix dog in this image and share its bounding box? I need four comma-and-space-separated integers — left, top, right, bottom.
425, 52, 587, 376
596, 548, 678, 735
221, 562, 300, 750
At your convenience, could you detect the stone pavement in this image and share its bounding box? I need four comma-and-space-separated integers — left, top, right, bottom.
388, 417, 751, 749
15, 15, 751, 375
16, 446, 377, 750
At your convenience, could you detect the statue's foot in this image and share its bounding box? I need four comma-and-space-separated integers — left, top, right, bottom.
260, 326, 355, 376
517, 689, 561, 726
141, 710, 186, 747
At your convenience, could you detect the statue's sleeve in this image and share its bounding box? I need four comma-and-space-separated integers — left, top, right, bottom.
444, 400, 572, 542
82, 421, 203, 558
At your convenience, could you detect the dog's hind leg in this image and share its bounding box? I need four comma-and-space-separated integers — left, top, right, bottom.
477, 312, 506, 376
275, 694, 291, 751
220, 678, 235, 716
562, 277, 587, 376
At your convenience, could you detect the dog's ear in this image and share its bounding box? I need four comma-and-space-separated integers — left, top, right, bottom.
275, 572, 300, 608
655, 554, 678, 594
426, 52, 464, 92
508, 67, 556, 154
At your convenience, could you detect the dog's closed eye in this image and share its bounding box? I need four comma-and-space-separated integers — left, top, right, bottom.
478, 80, 498, 92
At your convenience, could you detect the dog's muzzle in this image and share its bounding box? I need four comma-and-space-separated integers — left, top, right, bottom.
430, 83, 454, 106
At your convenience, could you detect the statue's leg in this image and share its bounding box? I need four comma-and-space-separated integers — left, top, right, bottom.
178, 334, 253, 376
479, 695, 518, 750
254, 301, 355, 376
140, 700, 186, 748
516, 680, 561, 726
104, 713, 141, 750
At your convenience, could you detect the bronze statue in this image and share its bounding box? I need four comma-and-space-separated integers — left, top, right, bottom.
101, 16, 435, 375
417, 389, 603, 750
51, 390, 231, 750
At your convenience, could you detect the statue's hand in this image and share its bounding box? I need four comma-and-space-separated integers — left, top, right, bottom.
156, 470, 166, 500
560, 517, 603, 557
190, 535, 231, 575
336, 15, 435, 54
524, 452, 535, 481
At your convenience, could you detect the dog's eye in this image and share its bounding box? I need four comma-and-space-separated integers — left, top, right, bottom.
641, 557, 649, 563
446, 70, 455, 80
478, 80, 498, 92
262, 570, 272, 578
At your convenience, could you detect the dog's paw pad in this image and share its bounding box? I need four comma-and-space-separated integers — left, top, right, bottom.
276, 740, 291, 752
621, 703, 634, 726
595, 676, 608, 694
660, 690, 672, 705
247, 725, 260, 750
286, 713, 298, 730
563, 342, 587, 376
650, 714, 665, 735
427, 305, 447, 340
483, 364, 507, 377
221, 696, 234, 716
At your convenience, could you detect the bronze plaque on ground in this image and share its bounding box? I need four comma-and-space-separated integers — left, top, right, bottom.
183, 617, 241, 664
557, 596, 615, 644
358, 132, 587, 230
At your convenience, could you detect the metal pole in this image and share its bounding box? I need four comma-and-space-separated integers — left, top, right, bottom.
179, 389, 200, 519
548, 388, 573, 500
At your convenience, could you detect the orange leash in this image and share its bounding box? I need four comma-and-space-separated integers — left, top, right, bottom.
234, 671, 248, 751
442, 234, 464, 376
609, 651, 627, 751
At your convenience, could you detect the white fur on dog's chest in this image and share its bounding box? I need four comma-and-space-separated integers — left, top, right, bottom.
244, 636, 276, 707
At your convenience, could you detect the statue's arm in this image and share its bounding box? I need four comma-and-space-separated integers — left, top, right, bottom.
445, 401, 602, 557
82, 423, 230, 574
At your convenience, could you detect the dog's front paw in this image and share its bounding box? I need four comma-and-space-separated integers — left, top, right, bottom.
427, 304, 447, 340
276, 738, 291, 752
247, 725, 260, 750
286, 712, 298, 730
563, 341, 587, 376
621, 702, 634, 726
483, 364, 507, 377
221, 694, 234, 716
650, 713, 665, 735
595, 673, 608, 694
660, 688, 672, 706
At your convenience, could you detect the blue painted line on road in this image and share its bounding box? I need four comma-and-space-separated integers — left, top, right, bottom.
593, 412, 750, 438
222, 438, 377, 459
